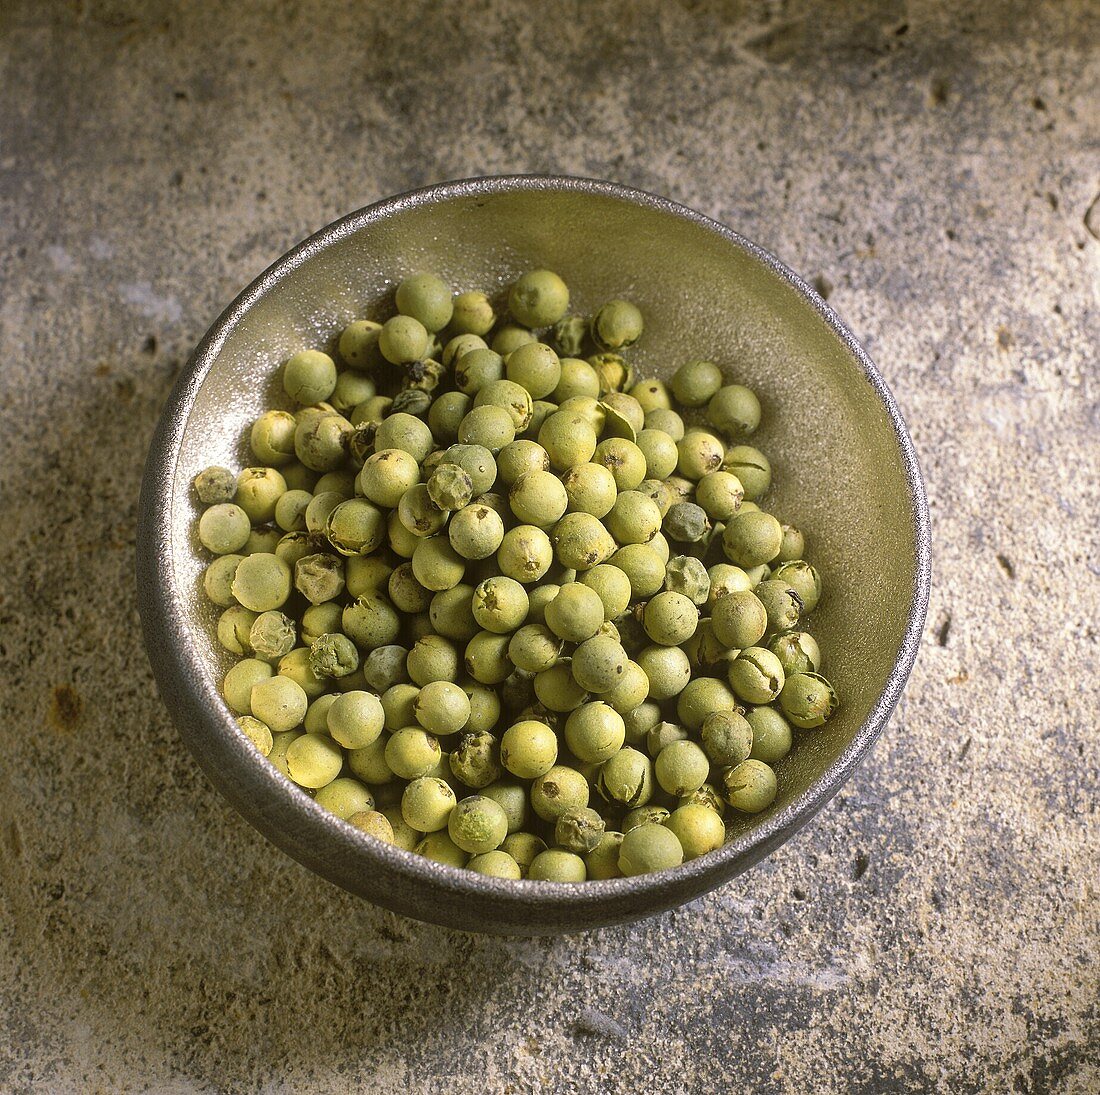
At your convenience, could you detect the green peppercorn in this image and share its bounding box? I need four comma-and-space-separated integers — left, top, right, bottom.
635, 644, 691, 701
779, 672, 838, 729
571, 636, 628, 694
564, 702, 626, 764
284, 732, 343, 789
395, 273, 453, 332
545, 582, 605, 643
450, 730, 502, 788
531, 764, 590, 821
723, 445, 771, 500
379, 315, 430, 364
451, 290, 496, 336
670, 360, 722, 407
745, 706, 793, 763
664, 502, 712, 544
618, 823, 683, 876
528, 849, 586, 882
283, 350, 337, 404
472, 575, 530, 634
533, 664, 588, 713
754, 579, 804, 633
539, 410, 598, 470
194, 466, 236, 504
665, 804, 725, 860
722, 759, 777, 813
675, 676, 736, 731
643, 592, 699, 646
701, 709, 754, 766
509, 269, 570, 328
584, 831, 624, 879
711, 589, 768, 650
777, 524, 805, 562
707, 384, 761, 437
728, 647, 786, 704
198, 503, 251, 555
555, 806, 606, 854
769, 631, 822, 675
237, 715, 273, 756
597, 747, 654, 808
449, 503, 506, 561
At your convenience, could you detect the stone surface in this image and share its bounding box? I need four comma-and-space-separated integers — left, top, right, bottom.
1, 1, 1098, 1091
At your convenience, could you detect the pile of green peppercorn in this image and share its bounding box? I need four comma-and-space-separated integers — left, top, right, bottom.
192, 268, 838, 881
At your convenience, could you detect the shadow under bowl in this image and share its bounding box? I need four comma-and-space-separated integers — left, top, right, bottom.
137, 175, 931, 935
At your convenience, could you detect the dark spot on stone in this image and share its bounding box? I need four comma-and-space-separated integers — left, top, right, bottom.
852, 853, 869, 881
894, 22, 909, 35
95, 362, 111, 377
49, 685, 84, 732
996, 554, 1015, 579
936, 614, 951, 647
929, 77, 949, 106
1053, 303, 1063, 315
1031, 96, 1046, 111
812, 275, 832, 300
792, 886, 807, 900
1046, 192, 1058, 211
7, 821, 21, 859
143, 334, 157, 354
174, 89, 188, 100
931, 889, 945, 911
169, 170, 183, 187
945, 228, 958, 241
997, 326, 1014, 350
959, 736, 972, 761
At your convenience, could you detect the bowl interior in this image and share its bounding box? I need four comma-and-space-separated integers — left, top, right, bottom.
158, 180, 925, 928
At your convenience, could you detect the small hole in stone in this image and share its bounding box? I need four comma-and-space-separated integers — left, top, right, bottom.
936, 615, 951, 646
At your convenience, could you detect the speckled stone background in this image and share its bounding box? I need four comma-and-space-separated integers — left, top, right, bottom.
1, 1, 1097, 1091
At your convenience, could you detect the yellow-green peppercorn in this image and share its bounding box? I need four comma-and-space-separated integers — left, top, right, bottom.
779, 672, 838, 729
348, 809, 396, 843
451, 291, 496, 336
528, 848, 586, 882
746, 706, 794, 763
722, 759, 777, 813
237, 715, 273, 756
509, 269, 570, 328
618, 823, 683, 876
665, 804, 725, 859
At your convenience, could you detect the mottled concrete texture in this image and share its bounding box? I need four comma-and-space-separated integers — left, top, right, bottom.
1, 1, 1097, 1091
